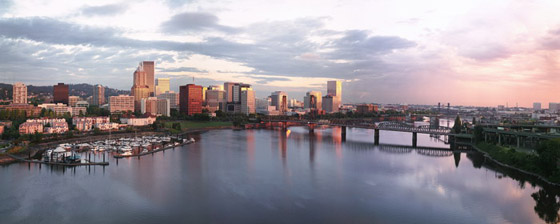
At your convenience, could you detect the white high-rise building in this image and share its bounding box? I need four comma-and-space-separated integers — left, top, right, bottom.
155, 78, 170, 96
13, 82, 27, 104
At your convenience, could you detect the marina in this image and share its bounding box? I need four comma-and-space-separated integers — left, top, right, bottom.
10, 134, 196, 167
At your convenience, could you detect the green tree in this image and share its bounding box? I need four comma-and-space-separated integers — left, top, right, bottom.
536, 139, 560, 176
474, 125, 484, 143
172, 122, 182, 131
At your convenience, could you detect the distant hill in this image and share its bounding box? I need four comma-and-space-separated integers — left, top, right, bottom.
0, 83, 129, 100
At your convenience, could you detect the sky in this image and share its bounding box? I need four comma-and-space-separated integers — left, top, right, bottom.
0, 0, 559, 107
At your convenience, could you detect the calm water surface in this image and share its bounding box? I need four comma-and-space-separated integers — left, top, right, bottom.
1, 127, 559, 224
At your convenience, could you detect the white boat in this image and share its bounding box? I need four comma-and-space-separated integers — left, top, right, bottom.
121, 146, 132, 152
121, 151, 132, 156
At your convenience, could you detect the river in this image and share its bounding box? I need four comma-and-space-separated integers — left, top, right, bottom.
1, 126, 559, 224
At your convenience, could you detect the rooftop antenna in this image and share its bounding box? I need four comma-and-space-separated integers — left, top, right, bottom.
192, 76, 195, 84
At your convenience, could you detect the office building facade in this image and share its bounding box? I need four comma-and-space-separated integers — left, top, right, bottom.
180, 84, 203, 115
53, 83, 69, 105
157, 91, 179, 109
271, 91, 288, 113
155, 78, 170, 96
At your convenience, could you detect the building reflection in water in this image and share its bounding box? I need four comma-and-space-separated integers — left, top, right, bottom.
331, 127, 343, 160
246, 130, 255, 171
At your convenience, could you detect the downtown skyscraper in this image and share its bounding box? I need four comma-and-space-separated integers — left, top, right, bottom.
155, 78, 169, 96
326, 80, 342, 112
141, 61, 155, 96
131, 62, 154, 112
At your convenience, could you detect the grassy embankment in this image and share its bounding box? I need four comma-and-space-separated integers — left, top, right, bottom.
0, 145, 27, 156
476, 142, 560, 184
163, 121, 233, 133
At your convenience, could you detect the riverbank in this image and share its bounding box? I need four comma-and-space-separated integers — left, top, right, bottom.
472, 142, 560, 187
0, 125, 234, 165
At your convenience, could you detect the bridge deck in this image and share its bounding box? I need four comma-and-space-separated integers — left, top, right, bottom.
268, 120, 453, 135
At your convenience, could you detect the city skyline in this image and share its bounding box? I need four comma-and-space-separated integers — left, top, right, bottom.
0, 0, 559, 107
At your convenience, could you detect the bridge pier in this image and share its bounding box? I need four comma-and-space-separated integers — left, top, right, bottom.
374, 129, 380, 145
282, 121, 288, 131
517, 136, 520, 148
308, 123, 315, 134
341, 126, 347, 142
498, 134, 502, 145
412, 132, 417, 148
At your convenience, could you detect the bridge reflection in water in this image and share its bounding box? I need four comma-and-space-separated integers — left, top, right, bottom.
279, 126, 471, 168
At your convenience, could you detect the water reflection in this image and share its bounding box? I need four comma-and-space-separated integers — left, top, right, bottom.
465, 150, 560, 224
532, 189, 560, 223
2, 128, 560, 224
453, 152, 461, 167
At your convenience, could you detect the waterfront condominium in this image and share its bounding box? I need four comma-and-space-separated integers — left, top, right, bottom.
109, 95, 134, 114
12, 82, 27, 104
179, 84, 203, 115
53, 83, 69, 105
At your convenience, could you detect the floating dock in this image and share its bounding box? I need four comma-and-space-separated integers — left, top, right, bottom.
113, 141, 193, 159
7, 153, 109, 166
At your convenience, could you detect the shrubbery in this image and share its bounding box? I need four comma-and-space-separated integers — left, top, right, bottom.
477, 140, 560, 183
